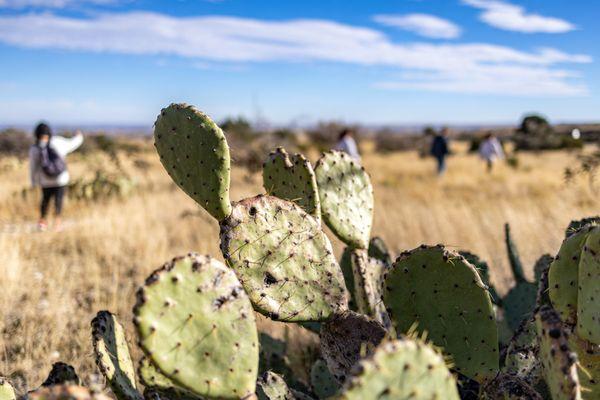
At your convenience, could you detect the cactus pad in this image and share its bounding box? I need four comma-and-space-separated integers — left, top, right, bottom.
262, 147, 320, 221
549, 226, 593, 324
310, 360, 339, 399
28, 386, 111, 400
41, 363, 80, 387
339, 248, 356, 311
503, 281, 538, 331
0, 379, 15, 400
256, 371, 295, 400
220, 195, 348, 321
504, 318, 542, 385
459, 250, 502, 305
91, 311, 142, 400
534, 254, 554, 283
569, 334, 600, 399
368, 237, 392, 267
337, 339, 459, 400
480, 373, 543, 400
566, 217, 600, 238
315, 151, 373, 249
320, 311, 386, 382
154, 104, 232, 220
348, 249, 388, 326
536, 305, 582, 400
578, 226, 600, 344
133, 253, 259, 399
138, 358, 201, 400
504, 223, 526, 283
383, 245, 499, 383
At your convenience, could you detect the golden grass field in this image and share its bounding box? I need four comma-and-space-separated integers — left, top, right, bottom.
0, 138, 597, 392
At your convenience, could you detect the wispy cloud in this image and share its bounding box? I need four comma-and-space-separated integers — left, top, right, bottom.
0, 12, 590, 96
373, 13, 461, 39
462, 0, 576, 33
0, 0, 116, 8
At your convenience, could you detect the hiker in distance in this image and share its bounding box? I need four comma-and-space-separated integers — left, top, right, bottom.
29, 123, 84, 231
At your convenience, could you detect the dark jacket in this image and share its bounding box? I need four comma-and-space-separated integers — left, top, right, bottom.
430, 135, 449, 158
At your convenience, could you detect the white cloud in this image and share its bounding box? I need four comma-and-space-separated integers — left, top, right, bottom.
462, 0, 576, 33
0, 12, 590, 96
0, 0, 115, 8
373, 13, 461, 39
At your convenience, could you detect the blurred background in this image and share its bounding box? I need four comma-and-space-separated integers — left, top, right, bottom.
0, 0, 598, 391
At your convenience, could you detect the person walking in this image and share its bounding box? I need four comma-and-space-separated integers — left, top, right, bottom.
479, 133, 504, 172
334, 128, 360, 160
430, 127, 449, 175
29, 123, 84, 231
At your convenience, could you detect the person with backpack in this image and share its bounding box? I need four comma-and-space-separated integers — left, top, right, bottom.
430, 127, 450, 176
29, 123, 83, 231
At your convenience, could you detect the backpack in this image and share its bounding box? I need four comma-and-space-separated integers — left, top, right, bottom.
39, 144, 66, 177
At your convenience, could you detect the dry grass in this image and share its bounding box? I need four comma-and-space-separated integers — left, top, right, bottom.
0, 139, 597, 392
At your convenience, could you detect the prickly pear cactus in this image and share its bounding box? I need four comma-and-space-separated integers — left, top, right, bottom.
320, 311, 386, 382
0, 378, 15, 400
534, 254, 554, 283
220, 195, 348, 321
41, 362, 80, 387
504, 223, 526, 283
263, 147, 320, 221
256, 371, 302, 400
504, 318, 542, 386
536, 305, 582, 400
336, 339, 460, 400
459, 250, 502, 305
28, 385, 111, 400
154, 104, 232, 220
339, 248, 356, 310
566, 217, 600, 238
578, 226, 600, 344
348, 249, 388, 326
138, 358, 201, 400
480, 373, 543, 400
535, 255, 553, 307
91, 311, 142, 400
503, 282, 538, 332
569, 334, 600, 399
259, 333, 292, 378
310, 360, 339, 399
383, 245, 499, 383
133, 253, 259, 399
368, 237, 392, 267
549, 225, 595, 325
315, 151, 373, 249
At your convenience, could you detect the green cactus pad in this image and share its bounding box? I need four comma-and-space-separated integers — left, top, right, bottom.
154, 103, 232, 220
480, 373, 543, 400
337, 339, 459, 400
495, 306, 514, 348
310, 360, 339, 399
534, 254, 554, 283
258, 333, 293, 378
503, 281, 538, 331
339, 248, 356, 311
320, 311, 386, 382
262, 147, 320, 221
569, 334, 600, 399
91, 311, 142, 400
315, 151, 373, 249
348, 249, 388, 326
133, 253, 259, 400
368, 237, 392, 267
536, 256, 553, 307
138, 358, 201, 400
566, 217, 600, 238
383, 245, 499, 383
41, 363, 80, 387
504, 318, 542, 385
536, 305, 582, 400
220, 195, 348, 322
459, 250, 502, 305
578, 226, 600, 344
549, 226, 593, 324
256, 371, 295, 400
0, 379, 16, 400
504, 223, 526, 283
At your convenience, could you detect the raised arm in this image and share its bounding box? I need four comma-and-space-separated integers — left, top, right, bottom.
65, 131, 84, 154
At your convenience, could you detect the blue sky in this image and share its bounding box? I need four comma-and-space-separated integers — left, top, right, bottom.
0, 0, 599, 126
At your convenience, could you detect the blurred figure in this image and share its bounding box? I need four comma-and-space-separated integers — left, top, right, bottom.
430, 127, 449, 175
479, 133, 504, 172
29, 123, 84, 231
334, 128, 360, 160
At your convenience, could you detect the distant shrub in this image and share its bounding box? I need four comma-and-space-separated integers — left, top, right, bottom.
374, 131, 425, 153
0, 129, 32, 157
514, 114, 582, 151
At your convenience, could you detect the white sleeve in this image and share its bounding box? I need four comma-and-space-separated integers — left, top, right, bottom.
52, 135, 84, 155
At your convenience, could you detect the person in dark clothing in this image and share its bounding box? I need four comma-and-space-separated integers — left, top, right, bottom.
430, 127, 450, 175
